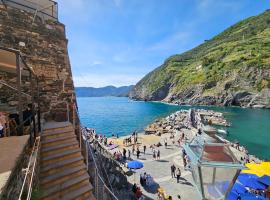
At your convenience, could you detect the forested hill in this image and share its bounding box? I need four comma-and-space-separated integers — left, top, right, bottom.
129, 10, 270, 108
76, 85, 134, 97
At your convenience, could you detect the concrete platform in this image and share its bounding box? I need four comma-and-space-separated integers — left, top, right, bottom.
0, 135, 29, 193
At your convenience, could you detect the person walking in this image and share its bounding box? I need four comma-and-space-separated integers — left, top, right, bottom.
128, 149, 131, 159
137, 148, 140, 159
153, 150, 156, 160
132, 145, 135, 155
143, 145, 146, 154
157, 149, 160, 160
164, 138, 168, 149
123, 148, 127, 160
171, 164, 176, 178
176, 168, 181, 183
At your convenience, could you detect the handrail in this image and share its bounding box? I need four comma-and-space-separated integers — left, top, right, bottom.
85, 135, 119, 200
72, 99, 118, 199
18, 136, 40, 200
1, 0, 58, 20
0, 80, 32, 98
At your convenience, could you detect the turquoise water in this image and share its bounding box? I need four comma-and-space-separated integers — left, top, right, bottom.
77, 97, 270, 160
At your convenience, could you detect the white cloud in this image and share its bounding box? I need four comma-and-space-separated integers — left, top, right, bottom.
92, 60, 103, 65
73, 73, 143, 87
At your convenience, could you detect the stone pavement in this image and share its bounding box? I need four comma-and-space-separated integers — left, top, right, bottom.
125, 130, 200, 200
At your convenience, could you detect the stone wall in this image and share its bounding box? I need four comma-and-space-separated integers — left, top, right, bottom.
0, 139, 30, 200
91, 141, 136, 200
0, 4, 75, 121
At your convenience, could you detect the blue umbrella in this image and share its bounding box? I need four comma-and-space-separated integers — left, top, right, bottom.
227, 183, 248, 200
237, 173, 266, 190
127, 160, 144, 183
240, 193, 266, 200
127, 160, 144, 169
258, 175, 270, 187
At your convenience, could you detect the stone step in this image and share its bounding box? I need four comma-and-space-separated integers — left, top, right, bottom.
43, 126, 74, 135
42, 130, 74, 140
41, 156, 84, 177
41, 165, 86, 186
60, 183, 94, 200
41, 173, 92, 200
43, 122, 73, 132
41, 141, 79, 157
41, 135, 77, 148
41, 148, 81, 166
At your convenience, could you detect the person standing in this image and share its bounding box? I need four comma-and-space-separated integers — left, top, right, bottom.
123, 148, 127, 160
164, 138, 168, 149
157, 149, 160, 160
143, 145, 146, 154
176, 168, 181, 183
171, 164, 176, 178
0, 112, 6, 138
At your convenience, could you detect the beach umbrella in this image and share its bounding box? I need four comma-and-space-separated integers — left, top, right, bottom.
237, 173, 266, 190
127, 160, 144, 169
240, 193, 266, 200
258, 175, 270, 187
127, 160, 144, 183
227, 183, 247, 200
242, 162, 270, 177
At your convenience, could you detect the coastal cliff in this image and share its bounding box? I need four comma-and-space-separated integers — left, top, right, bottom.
129, 10, 270, 108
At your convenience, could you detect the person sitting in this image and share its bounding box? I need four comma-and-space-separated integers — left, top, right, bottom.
157, 142, 162, 147
132, 183, 137, 193
135, 187, 142, 199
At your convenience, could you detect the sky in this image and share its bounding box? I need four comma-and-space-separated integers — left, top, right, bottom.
56, 0, 270, 87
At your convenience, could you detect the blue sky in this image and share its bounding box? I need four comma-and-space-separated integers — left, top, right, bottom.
57, 0, 269, 87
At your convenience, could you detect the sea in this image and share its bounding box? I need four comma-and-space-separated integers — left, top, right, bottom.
77, 96, 270, 160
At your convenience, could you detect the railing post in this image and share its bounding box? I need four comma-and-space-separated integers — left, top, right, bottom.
66, 102, 70, 122
36, 79, 41, 132
16, 53, 23, 136
86, 140, 89, 171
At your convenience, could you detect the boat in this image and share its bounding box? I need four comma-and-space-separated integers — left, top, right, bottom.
217, 129, 228, 135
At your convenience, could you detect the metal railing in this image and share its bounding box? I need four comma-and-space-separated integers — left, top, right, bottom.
18, 136, 40, 200
84, 134, 119, 200
0, 0, 58, 21
71, 101, 119, 200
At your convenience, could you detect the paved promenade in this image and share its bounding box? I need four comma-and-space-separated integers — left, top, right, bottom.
124, 130, 200, 200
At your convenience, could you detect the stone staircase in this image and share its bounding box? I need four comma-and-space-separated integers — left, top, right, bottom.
40, 122, 95, 200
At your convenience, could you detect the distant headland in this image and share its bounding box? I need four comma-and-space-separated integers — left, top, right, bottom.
75, 85, 134, 97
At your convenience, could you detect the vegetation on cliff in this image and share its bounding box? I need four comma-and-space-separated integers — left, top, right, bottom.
129, 10, 270, 108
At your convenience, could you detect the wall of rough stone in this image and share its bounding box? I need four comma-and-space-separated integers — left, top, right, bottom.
0, 4, 75, 121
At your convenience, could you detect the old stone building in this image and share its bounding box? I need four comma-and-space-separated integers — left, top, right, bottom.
0, 1, 75, 122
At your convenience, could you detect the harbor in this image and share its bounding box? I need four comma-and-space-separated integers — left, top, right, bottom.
84, 108, 268, 200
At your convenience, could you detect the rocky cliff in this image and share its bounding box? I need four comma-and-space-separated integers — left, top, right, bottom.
0, 4, 75, 120
129, 10, 270, 108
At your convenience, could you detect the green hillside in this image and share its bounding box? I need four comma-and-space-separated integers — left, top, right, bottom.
129, 10, 270, 108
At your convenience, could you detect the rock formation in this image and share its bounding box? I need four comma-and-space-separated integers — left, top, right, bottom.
129, 10, 270, 108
